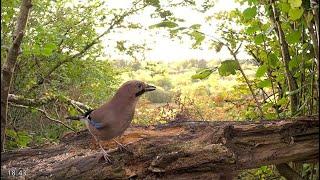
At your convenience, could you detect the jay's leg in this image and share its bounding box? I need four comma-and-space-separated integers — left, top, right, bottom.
87, 126, 112, 163
98, 141, 113, 163
113, 139, 133, 155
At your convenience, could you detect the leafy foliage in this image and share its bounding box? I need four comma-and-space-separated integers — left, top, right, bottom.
5, 129, 32, 150
256, 64, 267, 78
218, 60, 239, 76
243, 7, 257, 20
149, 20, 178, 29
186, 0, 319, 120
188, 31, 205, 48
191, 69, 213, 79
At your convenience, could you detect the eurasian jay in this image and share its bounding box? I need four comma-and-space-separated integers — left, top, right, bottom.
68, 80, 156, 163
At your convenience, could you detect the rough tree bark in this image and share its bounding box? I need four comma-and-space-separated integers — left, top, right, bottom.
1, 0, 32, 152
269, 0, 299, 115
1, 116, 318, 179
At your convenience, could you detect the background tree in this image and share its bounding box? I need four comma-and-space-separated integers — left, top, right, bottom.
1, 0, 32, 152
190, 0, 319, 119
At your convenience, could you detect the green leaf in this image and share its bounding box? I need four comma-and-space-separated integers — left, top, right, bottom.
256, 64, 268, 78
246, 25, 259, 35
31, 108, 38, 114
254, 34, 264, 44
116, 41, 126, 52
218, 60, 239, 76
243, 7, 257, 20
260, 51, 268, 60
289, 56, 301, 70
144, 0, 160, 7
68, 107, 78, 116
268, 53, 279, 68
42, 43, 56, 56
288, 7, 304, 21
169, 27, 187, 37
306, 12, 313, 23
277, 97, 288, 105
16, 131, 32, 147
159, 10, 173, 18
45, 43, 56, 50
260, 166, 268, 172
191, 69, 213, 79
257, 79, 272, 88
265, 24, 275, 35
288, 0, 302, 8
265, 112, 277, 119
128, 23, 142, 29
6, 129, 17, 138
279, 2, 290, 13
190, 24, 201, 29
189, 31, 205, 48
212, 41, 224, 52
6, 129, 32, 148
275, 72, 286, 82
286, 30, 300, 44
149, 20, 178, 29
248, 0, 259, 5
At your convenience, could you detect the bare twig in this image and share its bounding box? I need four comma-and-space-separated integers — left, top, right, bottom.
9, 103, 75, 132
8, 93, 91, 113
227, 43, 264, 119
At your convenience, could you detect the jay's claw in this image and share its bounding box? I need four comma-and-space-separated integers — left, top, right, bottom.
113, 140, 134, 155
102, 152, 113, 164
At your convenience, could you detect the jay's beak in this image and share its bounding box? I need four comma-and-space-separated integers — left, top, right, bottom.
144, 84, 156, 92
135, 84, 156, 97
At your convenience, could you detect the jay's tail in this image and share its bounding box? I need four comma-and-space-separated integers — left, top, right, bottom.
65, 109, 94, 121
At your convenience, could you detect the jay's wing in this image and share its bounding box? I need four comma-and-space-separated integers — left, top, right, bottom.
83, 109, 106, 129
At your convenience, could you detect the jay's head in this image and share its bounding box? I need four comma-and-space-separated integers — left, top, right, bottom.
118, 80, 156, 99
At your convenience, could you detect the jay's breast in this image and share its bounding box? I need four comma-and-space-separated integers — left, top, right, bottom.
92, 110, 134, 141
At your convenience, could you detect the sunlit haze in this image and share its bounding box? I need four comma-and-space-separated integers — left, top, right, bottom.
101, 0, 250, 62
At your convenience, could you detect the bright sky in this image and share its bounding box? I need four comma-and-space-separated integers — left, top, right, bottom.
102, 0, 250, 62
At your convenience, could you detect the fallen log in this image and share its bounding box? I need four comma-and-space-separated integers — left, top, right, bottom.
1, 115, 319, 179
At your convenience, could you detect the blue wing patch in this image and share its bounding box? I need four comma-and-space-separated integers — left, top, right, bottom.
89, 119, 104, 129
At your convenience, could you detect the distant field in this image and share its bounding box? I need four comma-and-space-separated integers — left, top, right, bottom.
118, 60, 259, 124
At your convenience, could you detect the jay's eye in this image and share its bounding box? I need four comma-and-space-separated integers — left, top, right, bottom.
137, 84, 142, 89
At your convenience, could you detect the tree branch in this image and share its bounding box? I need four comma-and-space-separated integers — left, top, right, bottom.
29, 0, 148, 91
269, 1, 299, 114
226, 43, 265, 118
9, 103, 75, 132
7, 94, 91, 113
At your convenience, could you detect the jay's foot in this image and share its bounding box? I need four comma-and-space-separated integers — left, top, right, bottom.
98, 142, 113, 164
102, 152, 113, 164
113, 140, 134, 155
